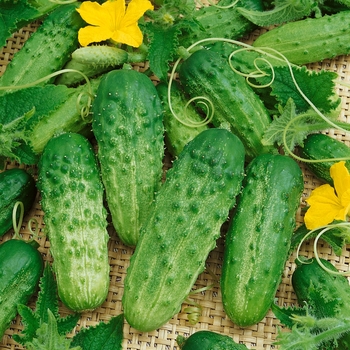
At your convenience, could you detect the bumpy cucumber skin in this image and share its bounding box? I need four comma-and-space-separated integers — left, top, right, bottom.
180, 0, 262, 48
156, 81, 208, 157
299, 133, 350, 184
292, 258, 350, 349
123, 128, 245, 332
0, 168, 37, 236
37, 133, 110, 312
178, 48, 275, 161
0, 239, 44, 339
0, 3, 84, 90
253, 11, 350, 65
177, 331, 248, 350
221, 154, 304, 327
92, 69, 164, 247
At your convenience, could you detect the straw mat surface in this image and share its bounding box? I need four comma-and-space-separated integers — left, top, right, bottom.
0, 15, 350, 350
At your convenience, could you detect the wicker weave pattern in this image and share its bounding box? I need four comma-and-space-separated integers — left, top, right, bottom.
0, 19, 350, 350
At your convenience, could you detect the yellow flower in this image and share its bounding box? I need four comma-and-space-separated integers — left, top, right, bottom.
76, 0, 154, 48
304, 161, 350, 230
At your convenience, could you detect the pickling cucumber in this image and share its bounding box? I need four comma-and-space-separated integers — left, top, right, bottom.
221, 153, 304, 327
92, 68, 164, 247
0, 239, 44, 339
37, 132, 110, 312
122, 128, 245, 332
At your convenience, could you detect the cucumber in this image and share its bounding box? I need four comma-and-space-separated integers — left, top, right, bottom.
177, 331, 248, 350
179, 0, 262, 49
122, 128, 245, 332
0, 3, 84, 92
299, 133, 350, 184
178, 48, 275, 161
156, 81, 208, 157
37, 132, 110, 312
0, 238, 44, 339
92, 68, 164, 247
0, 168, 37, 236
253, 11, 350, 65
221, 153, 304, 327
292, 258, 350, 348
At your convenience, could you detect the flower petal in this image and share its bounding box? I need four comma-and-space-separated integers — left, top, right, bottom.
330, 161, 350, 199
105, 0, 126, 31
122, 0, 154, 26
77, 1, 111, 27
304, 184, 344, 230
78, 26, 112, 47
111, 25, 143, 47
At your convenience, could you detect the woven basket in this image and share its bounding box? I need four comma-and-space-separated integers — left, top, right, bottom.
1, 15, 350, 350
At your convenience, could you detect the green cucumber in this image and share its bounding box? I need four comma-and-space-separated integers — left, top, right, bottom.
178, 48, 275, 161
177, 331, 248, 350
0, 3, 84, 92
92, 68, 164, 247
299, 133, 350, 184
122, 128, 245, 332
221, 153, 304, 327
0, 168, 37, 236
253, 11, 350, 65
292, 258, 350, 348
156, 81, 208, 157
0, 238, 44, 339
179, 0, 262, 49
37, 132, 110, 312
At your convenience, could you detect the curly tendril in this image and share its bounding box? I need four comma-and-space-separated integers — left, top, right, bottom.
12, 201, 45, 241
183, 265, 219, 324
12, 201, 24, 240
296, 221, 350, 276
228, 48, 276, 89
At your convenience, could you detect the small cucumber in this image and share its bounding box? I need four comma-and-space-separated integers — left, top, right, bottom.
92, 68, 164, 247
0, 238, 44, 339
221, 154, 304, 327
0, 168, 37, 236
37, 132, 110, 312
177, 331, 248, 350
122, 128, 245, 332
156, 81, 208, 157
299, 133, 350, 184
0, 3, 84, 91
178, 48, 275, 161
292, 258, 350, 348
253, 11, 350, 65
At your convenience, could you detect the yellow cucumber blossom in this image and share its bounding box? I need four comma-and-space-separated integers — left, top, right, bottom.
76, 0, 154, 48
304, 161, 350, 230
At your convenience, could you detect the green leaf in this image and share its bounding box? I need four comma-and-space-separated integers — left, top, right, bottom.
0, 108, 33, 162
25, 309, 81, 350
261, 98, 350, 151
144, 22, 182, 82
13, 305, 40, 345
261, 66, 340, 114
13, 264, 80, 346
0, 0, 60, 48
271, 303, 307, 328
70, 314, 124, 350
237, 0, 317, 26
